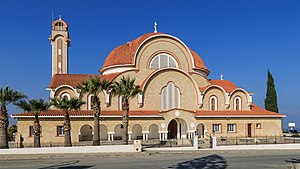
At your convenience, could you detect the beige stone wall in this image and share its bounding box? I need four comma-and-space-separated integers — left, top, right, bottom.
202, 87, 226, 110
16, 110, 282, 144
197, 117, 282, 137
190, 73, 211, 88
229, 91, 249, 110
142, 70, 199, 110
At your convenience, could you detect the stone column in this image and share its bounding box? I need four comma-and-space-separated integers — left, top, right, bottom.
164, 133, 168, 140
142, 131, 149, 141
108, 132, 114, 141
128, 132, 132, 141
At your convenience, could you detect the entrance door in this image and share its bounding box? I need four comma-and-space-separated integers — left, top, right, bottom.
168, 120, 177, 139
247, 123, 252, 137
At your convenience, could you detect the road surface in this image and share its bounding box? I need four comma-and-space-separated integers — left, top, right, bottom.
0, 149, 299, 169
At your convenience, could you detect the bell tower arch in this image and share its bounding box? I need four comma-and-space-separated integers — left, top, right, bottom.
49, 16, 70, 76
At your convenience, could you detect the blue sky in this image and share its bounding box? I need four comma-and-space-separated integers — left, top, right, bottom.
0, 0, 299, 129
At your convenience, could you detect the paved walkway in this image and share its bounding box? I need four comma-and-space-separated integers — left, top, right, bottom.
0, 145, 134, 154
1, 143, 300, 154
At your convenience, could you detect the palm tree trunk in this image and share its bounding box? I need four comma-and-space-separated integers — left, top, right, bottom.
0, 105, 8, 149
64, 111, 72, 147
122, 98, 129, 145
92, 97, 100, 146
33, 112, 41, 148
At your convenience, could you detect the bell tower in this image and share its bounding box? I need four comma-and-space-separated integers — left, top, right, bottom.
49, 16, 70, 76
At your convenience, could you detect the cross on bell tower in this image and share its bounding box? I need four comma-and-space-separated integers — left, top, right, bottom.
49, 16, 70, 76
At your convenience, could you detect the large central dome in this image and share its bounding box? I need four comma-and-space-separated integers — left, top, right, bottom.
100, 32, 209, 75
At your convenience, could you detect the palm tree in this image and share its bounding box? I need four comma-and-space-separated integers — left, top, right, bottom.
51, 97, 85, 147
0, 86, 26, 149
15, 98, 50, 148
76, 77, 111, 146
111, 76, 141, 145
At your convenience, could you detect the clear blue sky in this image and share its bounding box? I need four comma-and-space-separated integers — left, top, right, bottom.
0, 0, 299, 129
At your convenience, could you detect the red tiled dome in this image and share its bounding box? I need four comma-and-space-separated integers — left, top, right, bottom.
101, 33, 209, 74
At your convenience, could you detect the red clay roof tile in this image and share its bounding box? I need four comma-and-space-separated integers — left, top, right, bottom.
199, 80, 238, 93
12, 110, 162, 117
48, 73, 121, 89
195, 104, 285, 117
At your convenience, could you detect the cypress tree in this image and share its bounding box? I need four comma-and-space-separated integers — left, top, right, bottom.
264, 70, 279, 113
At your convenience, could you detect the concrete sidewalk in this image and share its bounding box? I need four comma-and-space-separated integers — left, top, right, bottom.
145, 143, 300, 151
0, 145, 134, 154
1, 143, 300, 154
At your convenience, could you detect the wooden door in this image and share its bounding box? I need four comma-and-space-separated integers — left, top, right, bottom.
168, 120, 177, 139
247, 123, 252, 137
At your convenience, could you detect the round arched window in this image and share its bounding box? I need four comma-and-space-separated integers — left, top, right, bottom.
150, 54, 178, 69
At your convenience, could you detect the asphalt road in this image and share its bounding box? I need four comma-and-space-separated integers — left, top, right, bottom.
0, 149, 299, 169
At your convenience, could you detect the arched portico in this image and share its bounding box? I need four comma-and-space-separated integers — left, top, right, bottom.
196, 123, 206, 139
100, 124, 108, 140
114, 124, 124, 140
131, 124, 143, 140
149, 124, 159, 139
167, 118, 188, 139
79, 124, 93, 141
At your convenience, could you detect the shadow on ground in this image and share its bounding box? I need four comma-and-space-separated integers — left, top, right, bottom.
168, 154, 227, 169
38, 160, 93, 169
285, 158, 300, 163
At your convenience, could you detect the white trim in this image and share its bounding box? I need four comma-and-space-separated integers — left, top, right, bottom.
209, 96, 218, 111
149, 53, 179, 69
102, 67, 135, 75
227, 124, 236, 132
195, 115, 286, 118
234, 96, 242, 111
87, 94, 94, 110
230, 88, 252, 106
202, 85, 230, 108
48, 85, 80, 99
61, 93, 71, 100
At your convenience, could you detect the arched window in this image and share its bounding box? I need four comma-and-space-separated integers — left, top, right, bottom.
234, 96, 242, 111
209, 96, 218, 111
161, 82, 180, 110
150, 54, 178, 69
87, 94, 94, 110
61, 93, 70, 100
54, 22, 65, 31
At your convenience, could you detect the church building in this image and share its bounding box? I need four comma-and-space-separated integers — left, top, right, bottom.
12, 18, 285, 145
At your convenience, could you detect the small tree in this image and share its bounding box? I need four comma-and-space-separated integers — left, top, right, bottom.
111, 76, 141, 145
264, 70, 279, 113
51, 97, 85, 147
76, 77, 111, 146
0, 86, 26, 149
15, 98, 50, 147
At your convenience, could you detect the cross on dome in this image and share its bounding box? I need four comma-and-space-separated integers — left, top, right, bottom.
220, 74, 223, 80
154, 22, 157, 33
